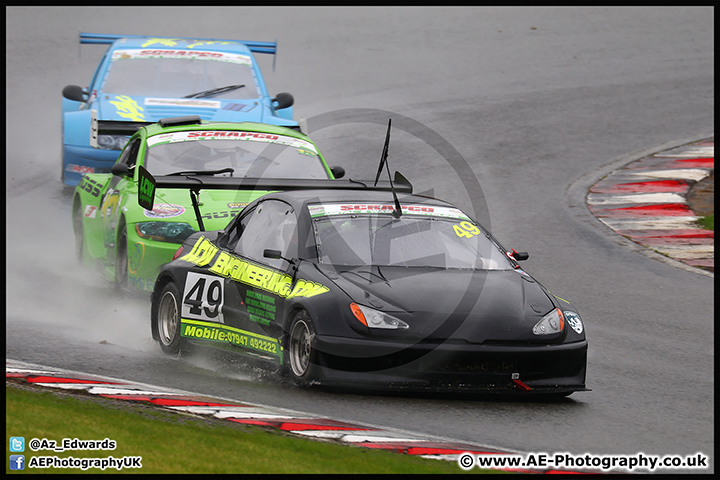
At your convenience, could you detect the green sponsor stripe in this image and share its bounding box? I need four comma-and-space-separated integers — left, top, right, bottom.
180, 319, 282, 360
181, 319, 277, 342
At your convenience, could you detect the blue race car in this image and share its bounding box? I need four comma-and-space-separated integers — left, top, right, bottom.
61, 33, 297, 186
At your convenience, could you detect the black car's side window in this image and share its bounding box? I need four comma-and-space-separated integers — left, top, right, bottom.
225, 205, 256, 250
232, 200, 297, 269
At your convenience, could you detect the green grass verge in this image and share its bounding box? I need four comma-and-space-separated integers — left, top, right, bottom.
697, 213, 714, 231
6, 384, 492, 474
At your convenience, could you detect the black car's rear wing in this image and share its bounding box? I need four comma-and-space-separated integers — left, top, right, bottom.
135, 118, 412, 232
151, 174, 412, 193
135, 166, 413, 231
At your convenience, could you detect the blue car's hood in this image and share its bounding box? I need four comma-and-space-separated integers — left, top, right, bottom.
95, 95, 267, 123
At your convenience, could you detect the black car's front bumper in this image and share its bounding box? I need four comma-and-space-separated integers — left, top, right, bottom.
307, 335, 588, 395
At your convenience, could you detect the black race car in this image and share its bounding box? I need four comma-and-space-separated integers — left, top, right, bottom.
150, 185, 588, 396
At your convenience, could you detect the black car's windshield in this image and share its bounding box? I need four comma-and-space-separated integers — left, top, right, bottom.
102, 50, 259, 98
144, 130, 329, 179
310, 203, 514, 270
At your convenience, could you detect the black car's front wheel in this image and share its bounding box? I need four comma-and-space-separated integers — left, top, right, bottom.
155, 282, 187, 355
286, 310, 316, 384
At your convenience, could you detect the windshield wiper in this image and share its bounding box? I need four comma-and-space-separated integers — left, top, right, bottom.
183, 84, 245, 99
165, 168, 234, 177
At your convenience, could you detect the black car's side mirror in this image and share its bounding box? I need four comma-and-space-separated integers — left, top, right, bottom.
272, 92, 294, 110
263, 249, 282, 260
512, 251, 529, 261
264, 249, 298, 275
62, 85, 89, 103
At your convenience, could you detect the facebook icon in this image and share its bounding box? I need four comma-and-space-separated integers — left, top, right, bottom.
10, 455, 25, 470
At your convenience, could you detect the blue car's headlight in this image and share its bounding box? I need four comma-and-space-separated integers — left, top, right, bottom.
97, 134, 130, 151
532, 308, 565, 335
135, 222, 195, 244
350, 303, 409, 330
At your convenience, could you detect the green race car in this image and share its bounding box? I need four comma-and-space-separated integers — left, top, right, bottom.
72, 116, 344, 291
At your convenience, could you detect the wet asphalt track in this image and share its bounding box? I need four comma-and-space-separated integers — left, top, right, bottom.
6, 7, 714, 473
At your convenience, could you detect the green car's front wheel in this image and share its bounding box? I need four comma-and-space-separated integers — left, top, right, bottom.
72, 201, 84, 263
115, 226, 128, 288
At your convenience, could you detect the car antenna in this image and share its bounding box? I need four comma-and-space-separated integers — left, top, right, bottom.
373, 119, 402, 218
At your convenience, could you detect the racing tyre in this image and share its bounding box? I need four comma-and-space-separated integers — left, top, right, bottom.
116, 226, 129, 288
155, 282, 188, 355
72, 201, 84, 263
286, 310, 317, 385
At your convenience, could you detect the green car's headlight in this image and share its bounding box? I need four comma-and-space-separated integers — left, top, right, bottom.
135, 222, 195, 244
97, 134, 130, 151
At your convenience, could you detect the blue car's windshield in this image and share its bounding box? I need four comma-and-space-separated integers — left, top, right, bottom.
102, 50, 260, 99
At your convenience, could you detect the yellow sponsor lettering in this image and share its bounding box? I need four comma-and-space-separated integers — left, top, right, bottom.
140, 38, 238, 49
180, 237, 218, 266
185, 40, 236, 49
228, 256, 249, 282
180, 319, 282, 360
288, 280, 330, 299
109, 95, 145, 121
141, 38, 180, 47
181, 238, 327, 299
208, 251, 231, 276
274, 276, 293, 297
241, 264, 261, 287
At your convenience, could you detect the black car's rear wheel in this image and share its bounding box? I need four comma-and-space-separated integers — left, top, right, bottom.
287, 310, 316, 384
156, 282, 186, 355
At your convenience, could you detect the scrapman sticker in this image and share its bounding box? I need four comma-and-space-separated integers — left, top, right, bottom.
145, 204, 186, 219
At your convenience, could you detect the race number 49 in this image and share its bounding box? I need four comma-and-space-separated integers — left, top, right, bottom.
182, 272, 225, 323
453, 221, 481, 239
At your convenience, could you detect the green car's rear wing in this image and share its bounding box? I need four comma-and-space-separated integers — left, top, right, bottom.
137, 168, 413, 232
79, 33, 278, 55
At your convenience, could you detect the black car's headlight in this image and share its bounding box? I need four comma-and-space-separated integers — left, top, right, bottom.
563, 310, 584, 334
532, 308, 565, 335
135, 222, 195, 244
350, 303, 409, 330
97, 134, 130, 151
